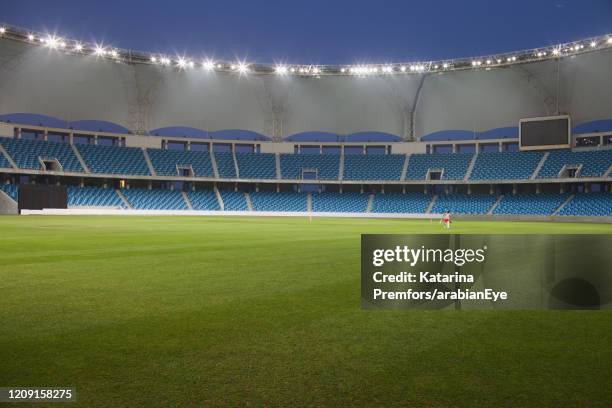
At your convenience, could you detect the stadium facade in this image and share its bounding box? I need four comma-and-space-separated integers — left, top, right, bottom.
0, 26, 610, 220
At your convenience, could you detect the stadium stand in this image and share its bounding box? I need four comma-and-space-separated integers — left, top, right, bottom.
470, 151, 543, 180
312, 192, 369, 212
147, 149, 214, 177
235, 153, 276, 179
0, 149, 12, 168
559, 193, 612, 216
538, 149, 612, 178
68, 186, 126, 208
0, 183, 18, 201
406, 153, 472, 180
77, 144, 150, 175
250, 191, 308, 212
214, 152, 237, 178
220, 191, 249, 211
371, 192, 432, 213
0, 137, 83, 172
493, 193, 569, 215
280, 154, 339, 180
432, 193, 498, 214
187, 190, 221, 211
343, 154, 405, 180
121, 189, 187, 210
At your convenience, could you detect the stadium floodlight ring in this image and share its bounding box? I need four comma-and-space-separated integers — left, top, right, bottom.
0, 22, 611, 77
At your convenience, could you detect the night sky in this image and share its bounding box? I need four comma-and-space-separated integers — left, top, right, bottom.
2, 0, 612, 65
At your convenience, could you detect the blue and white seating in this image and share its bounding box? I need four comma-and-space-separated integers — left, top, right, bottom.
68, 186, 126, 208
312, 192, 369, 212
0, 183, 18, 201
0, 149, 12, 168
470, 152, 543, 180
121, 189, 187, 210
235, 153, 276, 179
250, 191, 307, 212
493, 193, 568, 215
432, 193, 497, 214
280, 154, 339, 180
147, 149, 214, 177
344, 154, 405, 180
214, 153, 237, 178
538, 149, 612, 178
371, 192, 432, 213
559, 193, 612, 216
188, 190, 221, 210
220, 191, 248, 211
407, 153, 472, 180
78, 144, 150, 175
0, 137, 83, 172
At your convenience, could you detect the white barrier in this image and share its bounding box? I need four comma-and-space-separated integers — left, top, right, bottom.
17, 208, 612, 223
21, 208, 434, 219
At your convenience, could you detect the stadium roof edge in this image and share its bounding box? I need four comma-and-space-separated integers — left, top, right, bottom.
0, 22, 610, 77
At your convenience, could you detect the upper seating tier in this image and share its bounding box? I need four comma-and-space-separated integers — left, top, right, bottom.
77, 144, 150, 176
0, 137, 83, 172
147, 149, 214, 177
344, 154, 405, 180
406, 153, 472, 180
280, 154, 339, 180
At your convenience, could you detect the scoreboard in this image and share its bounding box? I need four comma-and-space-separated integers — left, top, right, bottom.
519, 115, 571, 151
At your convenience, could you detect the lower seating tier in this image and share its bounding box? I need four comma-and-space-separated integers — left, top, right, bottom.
493, 193, 568, 215
121, 188, 187, 210
0, 183, 18, 201
250, 191, 307, 212
312, 192, 369, 213
432, 193, 498, 215
559, 193, 612, 216
68, 186, 126, 208
371, 193, 432, 213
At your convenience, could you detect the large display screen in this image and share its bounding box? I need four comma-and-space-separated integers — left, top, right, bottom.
520, 116, 570, 150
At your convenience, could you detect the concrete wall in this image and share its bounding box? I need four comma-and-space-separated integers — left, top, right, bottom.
0, 189, 17, 214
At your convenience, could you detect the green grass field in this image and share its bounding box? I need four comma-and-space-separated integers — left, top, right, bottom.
1, 216, 611, 407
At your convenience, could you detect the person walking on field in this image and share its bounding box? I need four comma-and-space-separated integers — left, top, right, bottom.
440, 211, 451, 229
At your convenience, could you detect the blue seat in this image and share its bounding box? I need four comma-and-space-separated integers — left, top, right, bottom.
0, 137, 83, 172
432, 194, 497, 215
68, 186, 126, 208
235, 153, 276, 179
147, 149, 214, 177
280, 154, 339, 180
214, 153, 237, 178
78, 144, 150, 175
121, 189, 187, 210
494, 193, 568, 215
188, 190, 221, 210
0, 184, 18, 201
371, 193, 432, 213
250, 191, 307, 212
559, 193, 612, 216
312, 192, 368, 213
538, 149, 612, 178
407, 153, 472, 180
220, 191, 248, 211
470, 152, 543, 180
344, 154, 404, 180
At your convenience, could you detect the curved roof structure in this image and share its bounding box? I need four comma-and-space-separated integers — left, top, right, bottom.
0, 25, 611, 141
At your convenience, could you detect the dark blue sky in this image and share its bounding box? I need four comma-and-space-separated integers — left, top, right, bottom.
3, 0, 611, 64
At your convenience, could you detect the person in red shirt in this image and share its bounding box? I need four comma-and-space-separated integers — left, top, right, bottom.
440, 211, 451, 229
